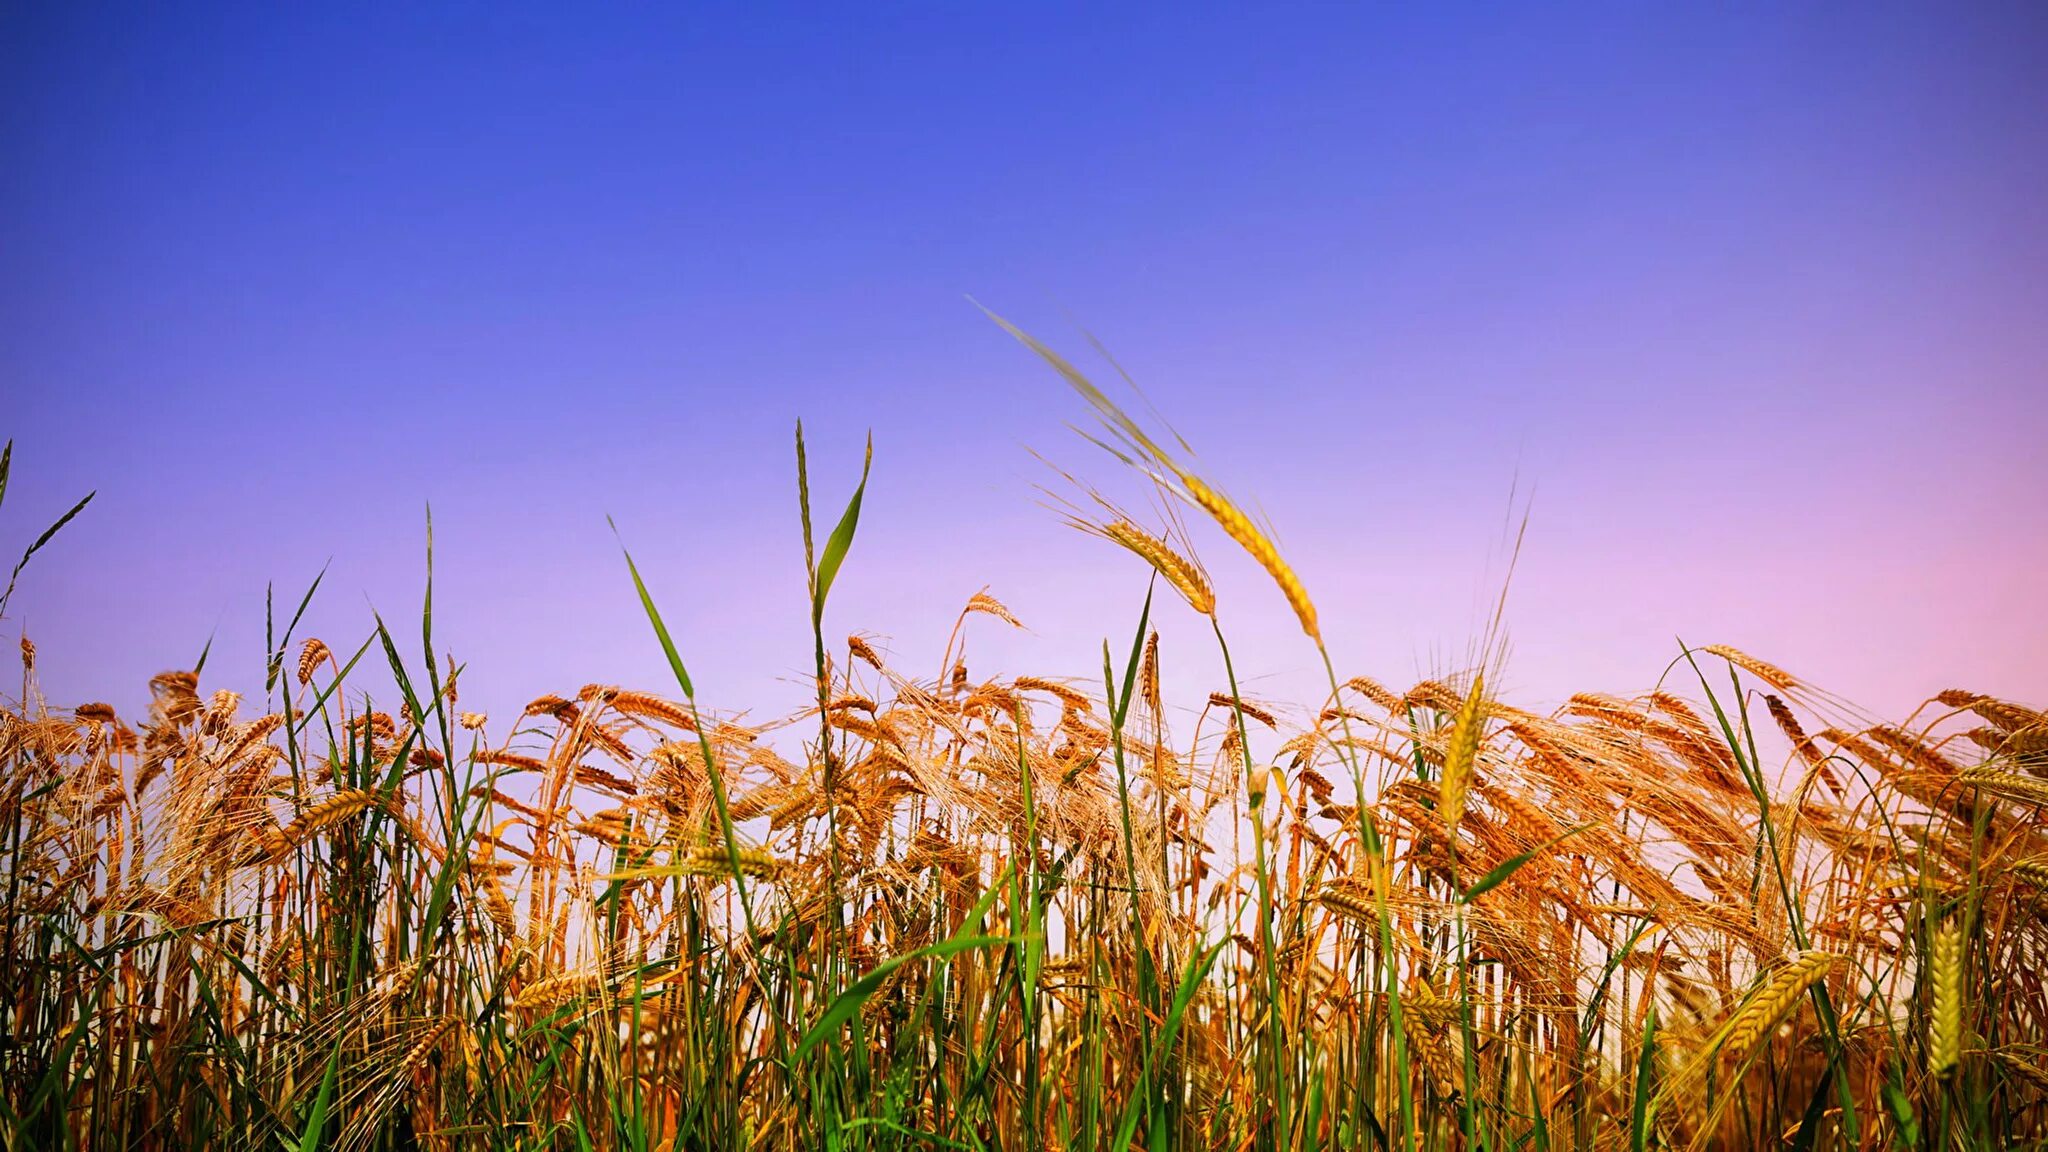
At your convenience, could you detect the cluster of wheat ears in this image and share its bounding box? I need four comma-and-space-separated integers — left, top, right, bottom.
3, 333, 2046, 1151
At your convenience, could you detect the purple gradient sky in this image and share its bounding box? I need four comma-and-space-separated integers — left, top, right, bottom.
3, 5, 2044, 727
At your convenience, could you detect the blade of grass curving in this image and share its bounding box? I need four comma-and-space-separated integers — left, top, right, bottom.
1630, 1007, 1659, 1152
796, 867, 1011, 1064
0, 487, 93, 616
797, 936, 1007, 1065
810, 431, 873, 624
606, 515, 779, 1073
1110, 938, 1225, 1152
295, 1035, 345, 1152
609, 516, 694, 699
1682, 645, 1859, 1141
1461, 824, 1592, 903
371, 613, 427, 729
282, 562, 329, 651
839, 1117, 978, 1150
1580, 916, 1661, 1051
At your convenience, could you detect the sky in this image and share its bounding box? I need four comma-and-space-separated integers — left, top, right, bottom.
3, 4, 2044, 732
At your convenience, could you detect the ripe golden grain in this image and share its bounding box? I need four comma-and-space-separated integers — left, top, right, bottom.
681, 844, 780, 879
1315, 881, 1377, 925
1439, 674, 1487, 831
1722, 950, 1839, 1065
1343, 675, 1405, 714
1209, 692, 1276, 728
1959, 766, 2048, 808
1171, 469, 1318, 640
1100, 519, 1216, 617
965, 591, 1024, 628
1699, 644, 1797, 691
1139, 631, 1161, 717
9, 503, 2046, 1152
265, 789, 394, 857
609, 691, 697, 731
295, 638, 330, 686
847, 634, 883, 670
514, 970, 603, 1012
1015, 677, 1091, 711
2009, 857, 2048, 890
1931, 920, 1963, 1079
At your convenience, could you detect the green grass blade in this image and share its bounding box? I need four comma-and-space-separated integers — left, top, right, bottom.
1461, 824, 1591, 903
295, 1037, 345, 1152
1630, 1006, 1658, 1152
1, 488, 93, 615
795, 935, 1006, 1065
1110, 938, 1225, 1151
810, 432, 873, 622
796, 867, 1011, 1064
609, 517, 694, 698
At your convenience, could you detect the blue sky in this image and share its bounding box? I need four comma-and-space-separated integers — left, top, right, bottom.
4, 4, 2043, 724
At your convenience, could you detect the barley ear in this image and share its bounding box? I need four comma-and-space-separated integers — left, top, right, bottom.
1930, 919, 1964, 1080
1439, 673, 1486, 831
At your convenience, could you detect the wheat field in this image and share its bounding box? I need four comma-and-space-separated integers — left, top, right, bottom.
3, 348, 2045, 1150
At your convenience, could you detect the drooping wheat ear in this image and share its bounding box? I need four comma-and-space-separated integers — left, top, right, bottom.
1721, 950, 1839, 1065
458, 711, 488, 731
268, 789, 393, 857
965, 590, 1024, 628
1699, 644, 1797, 691
1209, 692, 1277, 728
523, 693, 578, 720
1172, 469, 1318, 640
1298, 765, 1335, 803
994, 312, 1315, 636
1400, 979, 1465, 1099
1966, 696, 2043, 734
1930, 919, 1963, 1079
1958, 766, 2048, 808
847, 634, 883, 670
1764, 693, 1846, 797
682, 843, 780, 879
88, 783, 126, 820
1315, 881, 1378, 925
514, 970, 604, 1012
2009, 856, 2048, 890
1439, 674, 1487, 831
1343, 675, 1405, 715
295, 638, 331, 686
608, 690, 698, 731
1101, 519, 1216, 617
1015, 676, 1092, 712
1994, 1050, 2048, 1094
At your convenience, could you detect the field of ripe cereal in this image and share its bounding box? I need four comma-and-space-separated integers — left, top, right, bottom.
4, 339, 2045, 1152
